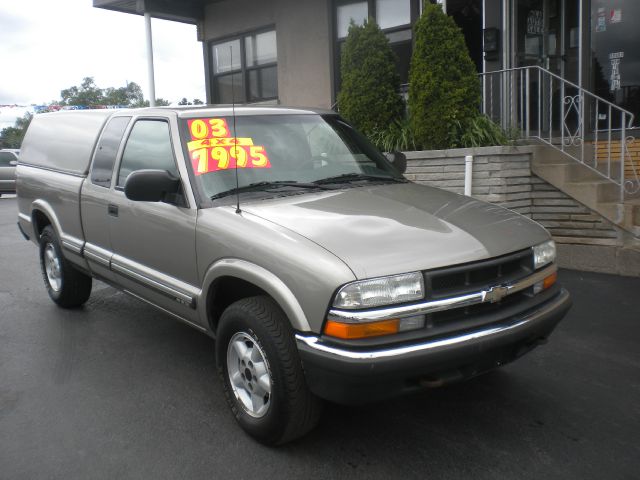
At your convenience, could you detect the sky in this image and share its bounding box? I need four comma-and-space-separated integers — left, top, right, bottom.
0, 0, 205, 128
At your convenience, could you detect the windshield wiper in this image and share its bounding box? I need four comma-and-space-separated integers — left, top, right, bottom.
313, 173, 406, 185
211, 180, 332, 200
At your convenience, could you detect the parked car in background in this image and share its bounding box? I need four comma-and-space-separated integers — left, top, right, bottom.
0, 149, 19, 196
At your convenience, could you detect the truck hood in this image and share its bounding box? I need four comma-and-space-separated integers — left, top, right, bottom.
241, 183, 549, 279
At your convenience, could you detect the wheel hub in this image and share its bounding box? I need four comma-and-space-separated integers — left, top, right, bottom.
227, 331, 272, 418
44, 243, 62, 292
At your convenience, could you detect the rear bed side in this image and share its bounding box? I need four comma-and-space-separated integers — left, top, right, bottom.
17, 110, 114, 270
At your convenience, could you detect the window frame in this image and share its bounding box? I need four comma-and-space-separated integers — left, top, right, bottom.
89, 115, 132, 189
208, 26, 278, 104
332, 0, 422, 102
114, 117, 180, 191
0, 151, 17, 167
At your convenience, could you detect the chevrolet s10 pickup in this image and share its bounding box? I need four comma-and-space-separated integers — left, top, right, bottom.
16, 106, 571, 444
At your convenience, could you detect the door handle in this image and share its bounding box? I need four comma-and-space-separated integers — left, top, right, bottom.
108, 204, 119, 217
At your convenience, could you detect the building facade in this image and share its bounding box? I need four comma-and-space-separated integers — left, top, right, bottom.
95, 0, 639, 127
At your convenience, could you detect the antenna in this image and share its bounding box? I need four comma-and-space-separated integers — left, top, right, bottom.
230, 45, 241, 214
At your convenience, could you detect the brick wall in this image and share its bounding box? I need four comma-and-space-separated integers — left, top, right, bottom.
403, 146, 638, 274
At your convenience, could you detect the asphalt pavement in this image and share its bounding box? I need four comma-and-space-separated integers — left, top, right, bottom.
1, 194, 639, 479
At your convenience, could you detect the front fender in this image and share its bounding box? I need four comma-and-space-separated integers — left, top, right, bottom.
199, 258, 311, 332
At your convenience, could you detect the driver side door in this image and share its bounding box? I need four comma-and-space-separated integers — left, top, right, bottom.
107, 116, 202, 327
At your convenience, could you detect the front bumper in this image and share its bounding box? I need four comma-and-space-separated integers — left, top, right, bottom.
296, 288, 571, 404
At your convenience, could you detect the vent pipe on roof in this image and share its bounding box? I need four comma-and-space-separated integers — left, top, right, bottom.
144, 12, 156, 107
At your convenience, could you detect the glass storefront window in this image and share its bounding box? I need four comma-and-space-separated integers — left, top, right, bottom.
376, 0, 411, 29
337, 2, 368, 38
213, 39, 241, 74
245, 31, 277, 67
591, 0, 640, 126
211, 30, 277, 104
214, 73, 246, 104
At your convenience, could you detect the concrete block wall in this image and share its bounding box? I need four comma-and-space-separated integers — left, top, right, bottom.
404, 146, 640, 276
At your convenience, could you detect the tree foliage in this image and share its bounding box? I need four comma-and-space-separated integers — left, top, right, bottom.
58, 77, 176, 107
178, 97, 205, 106
60, 77, 147, 106
60, 77, 104, 106
337, 19, 404, 137
0, 113, 33, 149
408, 4, 480, 149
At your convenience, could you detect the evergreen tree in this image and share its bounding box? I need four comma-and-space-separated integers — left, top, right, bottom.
337, 19, 404, 137
409, 3, 480, 149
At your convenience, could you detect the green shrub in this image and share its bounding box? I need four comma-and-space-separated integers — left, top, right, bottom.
337, 19, 404, 137
409, 3, 481, 149
450, 115, 509, 148
369, 118, 418, 152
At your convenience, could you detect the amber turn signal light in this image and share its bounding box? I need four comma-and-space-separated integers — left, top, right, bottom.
324, 319, 400, 339
543, 271, 557, 289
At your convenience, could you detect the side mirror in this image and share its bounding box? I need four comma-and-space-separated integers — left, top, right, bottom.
385, 151, 407, 175
9, 160, 17, 166
124, 169, 181, 204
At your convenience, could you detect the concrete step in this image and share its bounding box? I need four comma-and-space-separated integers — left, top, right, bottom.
566, 163, 617, 183
563, 181, 621, 204
532, 144, 640, 238
633, 203, 640, 226
530, 145, 574, 165
533, 162, 613, 185
597, 202, 625, 225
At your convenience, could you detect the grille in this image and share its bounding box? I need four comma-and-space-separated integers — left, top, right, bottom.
421, 249, 535, 336
426, 249, 533, 299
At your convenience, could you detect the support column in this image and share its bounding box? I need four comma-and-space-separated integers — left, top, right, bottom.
144, 12, 156, 107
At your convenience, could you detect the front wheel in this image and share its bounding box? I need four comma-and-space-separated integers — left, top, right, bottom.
216, 296, 322, 445
39, 225, 92, 308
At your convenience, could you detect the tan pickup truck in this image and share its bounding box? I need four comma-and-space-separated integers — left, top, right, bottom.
17, 107, 571, 444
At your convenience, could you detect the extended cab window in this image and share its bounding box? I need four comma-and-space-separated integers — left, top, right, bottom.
91, 116, 131, 187
117, 120, 177, 187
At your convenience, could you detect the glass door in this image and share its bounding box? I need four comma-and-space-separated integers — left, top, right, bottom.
514, 0, 581, 138
515, 0, 579, 82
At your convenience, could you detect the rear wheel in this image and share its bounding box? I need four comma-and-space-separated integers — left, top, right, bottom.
39, 225, 92, 308
216, 296, 322, 445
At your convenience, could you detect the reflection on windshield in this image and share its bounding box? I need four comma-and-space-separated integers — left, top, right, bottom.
180, 114, 402, 200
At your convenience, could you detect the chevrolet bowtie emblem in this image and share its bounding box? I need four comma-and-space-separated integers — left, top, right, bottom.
484, 286, 509, 303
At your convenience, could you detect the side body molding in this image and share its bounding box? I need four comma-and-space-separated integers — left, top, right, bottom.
200, 258, 311, 333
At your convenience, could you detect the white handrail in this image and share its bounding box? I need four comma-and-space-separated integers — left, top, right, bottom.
479, 66, 639, 200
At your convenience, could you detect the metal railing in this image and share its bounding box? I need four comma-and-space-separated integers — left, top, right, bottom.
480, 66, 639, 201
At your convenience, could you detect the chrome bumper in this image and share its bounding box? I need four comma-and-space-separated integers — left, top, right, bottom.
296, 288, 571, 404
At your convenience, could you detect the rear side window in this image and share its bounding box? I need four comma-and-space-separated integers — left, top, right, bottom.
91, 116, 131, 187
0, 152, 16, 166
117, 120, 177, 187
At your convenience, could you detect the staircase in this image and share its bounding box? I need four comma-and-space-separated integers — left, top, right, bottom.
531, 145, 640, 238
480, 66, 640, 241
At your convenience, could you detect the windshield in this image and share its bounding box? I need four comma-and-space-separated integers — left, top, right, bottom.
179, 114, 402, 200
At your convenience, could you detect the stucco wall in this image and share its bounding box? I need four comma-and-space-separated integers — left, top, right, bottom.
202, 0, 333, 108
404, 146, 640, 276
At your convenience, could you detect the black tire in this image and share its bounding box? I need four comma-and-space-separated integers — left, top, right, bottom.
216, 296, 322, 445
39, 225, 92, 308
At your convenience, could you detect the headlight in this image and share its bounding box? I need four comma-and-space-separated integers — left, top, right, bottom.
533, 240, 556, 269
333, 272, 424, 309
